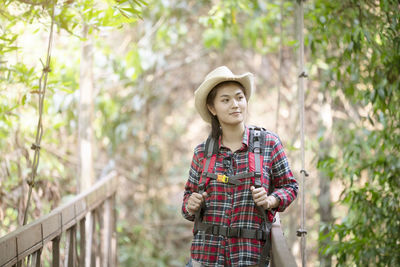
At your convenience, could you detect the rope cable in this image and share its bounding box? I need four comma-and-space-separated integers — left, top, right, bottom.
275, 0, 284, 133
22, 0, 57, 226
296, 0, 308, 266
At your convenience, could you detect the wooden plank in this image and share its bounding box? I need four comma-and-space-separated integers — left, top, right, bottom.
271, 214, 297, 267
61, 203, 76, 230
90, 210, 97, 267
64, 227, 76, 267
0, 172, 118, 267
41, 213, 62, 242
99, 204, 104, 267
86, 190, 98, 211
79, 218, 86, 266
35, 250, 42, 267
52, 236, 60, 267
102, 180, 114, 201
103, 199, 111, 267
0, 258, 18, 267
16, 223, 42, 258
0, 235, 17, 266
111, 194, 117, 267
74, 198, 87, 221
95, 185, 106, 209
105, 179, 111, 197
86, 173, 118, 211
31, 249, 42, 267
70, 226, 76, 267
85, 213, 94, 267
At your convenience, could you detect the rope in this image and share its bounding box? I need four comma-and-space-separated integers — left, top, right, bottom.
296, 0, 308, 266
22, 1, 57, 226
275, 0, 284, 133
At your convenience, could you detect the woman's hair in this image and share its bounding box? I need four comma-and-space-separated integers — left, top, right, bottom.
206, 81, 246, 140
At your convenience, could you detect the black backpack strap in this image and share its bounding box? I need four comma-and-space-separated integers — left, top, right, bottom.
196, 222, 270, 241
259, 222, 272, 267
253, 128, 262, 183
200, 136, 217, 185
205, 135, 219, 158
250, 127, 271, 267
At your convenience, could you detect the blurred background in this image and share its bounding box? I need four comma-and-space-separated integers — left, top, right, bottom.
0, 0, 399, 266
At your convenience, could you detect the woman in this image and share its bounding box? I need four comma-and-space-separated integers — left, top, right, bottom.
182, 66, 298, 267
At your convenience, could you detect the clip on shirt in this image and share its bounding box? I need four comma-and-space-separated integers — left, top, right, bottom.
217, 174, 229, 183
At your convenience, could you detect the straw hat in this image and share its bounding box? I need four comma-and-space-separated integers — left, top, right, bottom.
194, 66, 255, 123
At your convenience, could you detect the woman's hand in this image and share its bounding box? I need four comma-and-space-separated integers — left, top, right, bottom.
187, 192, 208, 215
250, 186, 279, 210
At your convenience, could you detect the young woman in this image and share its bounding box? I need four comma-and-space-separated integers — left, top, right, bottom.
182, 66, 298, 267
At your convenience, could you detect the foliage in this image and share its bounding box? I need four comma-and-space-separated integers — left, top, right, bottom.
0, 0, 145, 232
1, 0, 399, 266
199, 0, 297, 53
1, 0, 195, 265
196, 0, 400, 265
308, 0, 400, 265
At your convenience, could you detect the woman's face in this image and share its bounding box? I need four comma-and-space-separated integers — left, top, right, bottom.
207, 82, 247, 127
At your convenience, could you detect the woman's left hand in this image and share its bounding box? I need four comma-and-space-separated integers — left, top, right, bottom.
250, 186, 280, 210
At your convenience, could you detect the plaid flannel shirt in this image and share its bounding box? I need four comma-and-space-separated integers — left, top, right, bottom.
182, 126, 298, 267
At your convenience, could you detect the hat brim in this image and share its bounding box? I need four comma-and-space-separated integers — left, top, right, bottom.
195, 73, 254, 123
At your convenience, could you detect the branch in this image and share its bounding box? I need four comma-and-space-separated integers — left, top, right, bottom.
336, 89, 360, 123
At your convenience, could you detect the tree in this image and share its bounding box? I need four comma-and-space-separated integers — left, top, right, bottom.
197, 0, 400, 265
308, 0, 400, 265
0, 0, 145, 230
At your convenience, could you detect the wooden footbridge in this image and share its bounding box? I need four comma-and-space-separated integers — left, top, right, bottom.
0, 173, 118, 267
0, 172, 297, 267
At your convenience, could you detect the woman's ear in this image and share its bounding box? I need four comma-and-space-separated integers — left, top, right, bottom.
207, 104, 216, 116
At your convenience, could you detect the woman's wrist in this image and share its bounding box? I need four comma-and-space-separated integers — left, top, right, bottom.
272, 196, 280, 208
186, 202, 194, 216
263, 195, 280, 210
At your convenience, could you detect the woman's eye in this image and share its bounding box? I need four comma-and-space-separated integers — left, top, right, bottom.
236, 95, 245, 101
222, 99, 229, 103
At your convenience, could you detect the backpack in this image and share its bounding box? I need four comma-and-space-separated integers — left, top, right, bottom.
193, 126, 272, 267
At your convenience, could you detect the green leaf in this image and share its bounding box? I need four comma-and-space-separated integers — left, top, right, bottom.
21, 94, 26, 105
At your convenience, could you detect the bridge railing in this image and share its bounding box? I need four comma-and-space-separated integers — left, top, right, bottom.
0, 172, 118, 267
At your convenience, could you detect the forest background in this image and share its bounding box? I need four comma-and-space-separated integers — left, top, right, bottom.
0, 0, 399, 266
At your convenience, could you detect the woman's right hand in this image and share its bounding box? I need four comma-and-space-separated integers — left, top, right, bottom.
187, 192, 208, 215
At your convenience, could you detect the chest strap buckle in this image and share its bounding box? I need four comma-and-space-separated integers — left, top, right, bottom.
212, 225, 219, 235
217, 174, 229, 183
228, 227, 241, 238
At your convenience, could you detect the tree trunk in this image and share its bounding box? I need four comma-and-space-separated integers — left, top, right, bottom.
78, 23, 95, 193
318, 101, 334, 267
79, 23, 96, 267
318, 167, 333, 267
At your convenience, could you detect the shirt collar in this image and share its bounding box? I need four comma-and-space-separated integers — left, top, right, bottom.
218, 125, 250, 151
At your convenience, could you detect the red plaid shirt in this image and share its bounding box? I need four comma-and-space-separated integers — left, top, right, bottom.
182, 126, 298, 266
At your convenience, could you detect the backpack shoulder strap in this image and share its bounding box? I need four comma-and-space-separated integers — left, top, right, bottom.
249, 127, 265, 187
249, 127, 272, 266
194, 136, 218, 235
198, 135, 219, 191
205, 135, 219, 158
